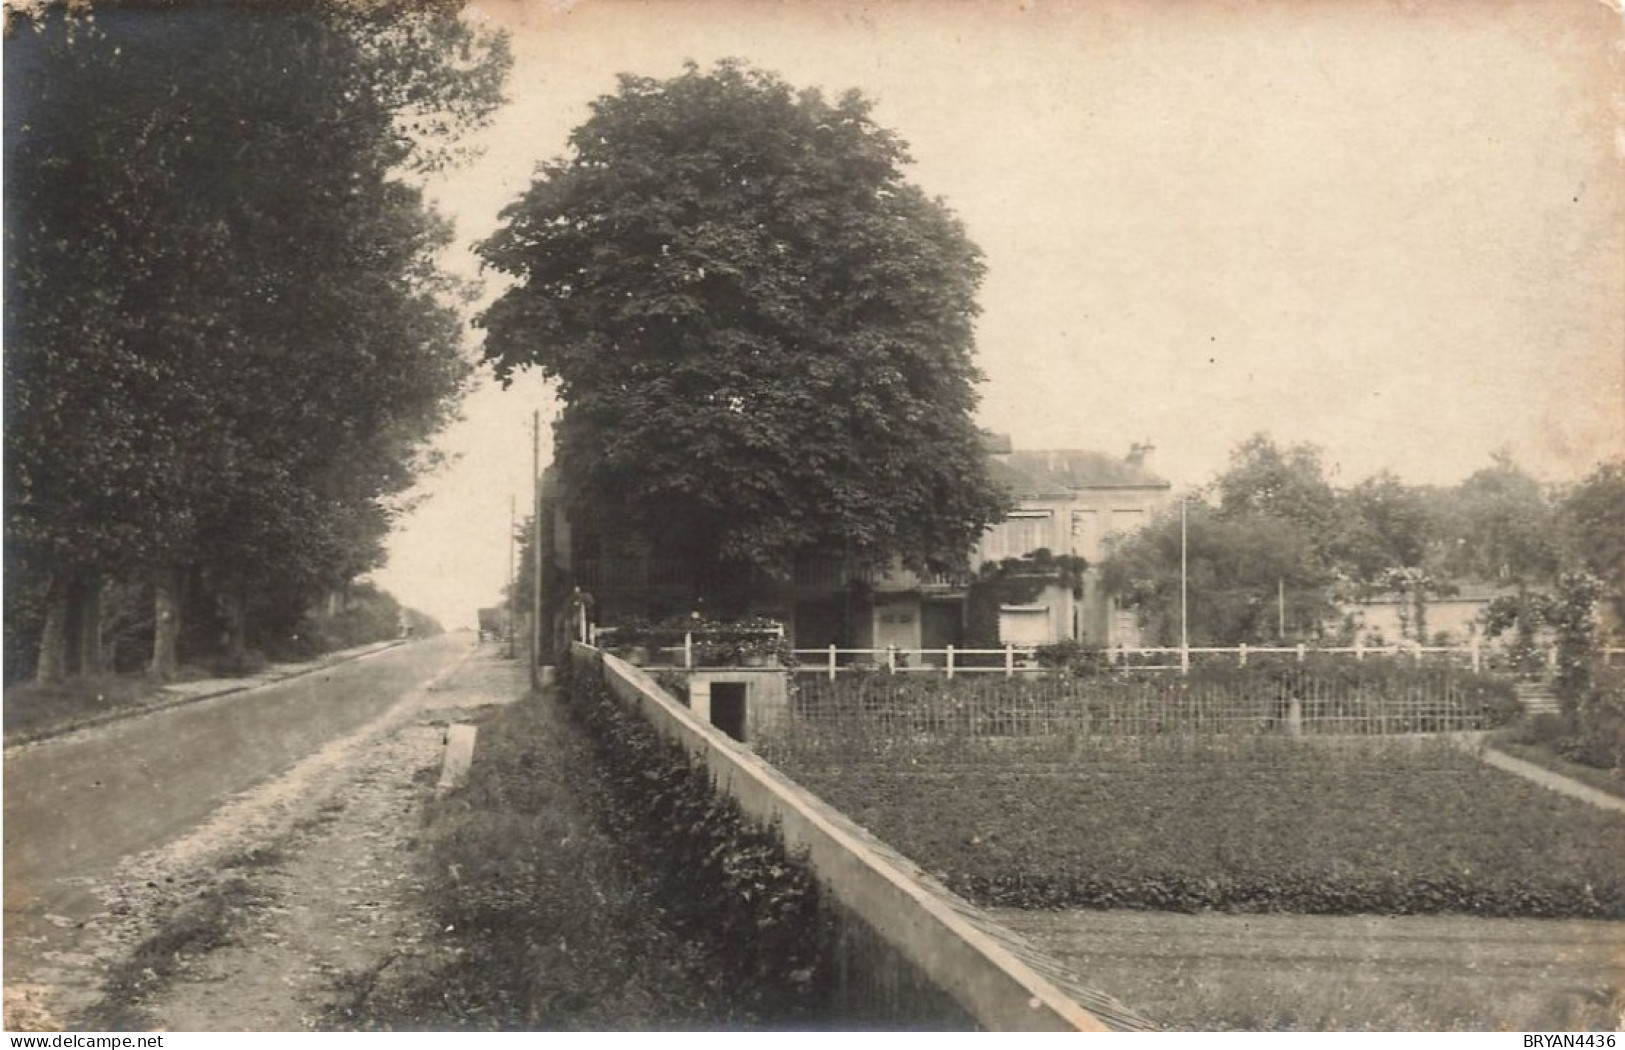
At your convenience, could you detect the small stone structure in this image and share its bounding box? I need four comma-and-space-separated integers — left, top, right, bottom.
685, 669, 790, 742
436, 723, 478, 796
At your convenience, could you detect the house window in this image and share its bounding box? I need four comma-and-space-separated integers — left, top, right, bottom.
994, 510, 1052, 560
999, 604, 1053, 646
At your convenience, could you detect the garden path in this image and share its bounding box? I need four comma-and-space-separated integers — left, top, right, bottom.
1457, 737, 1625, 813
1480, 750, 1625, 813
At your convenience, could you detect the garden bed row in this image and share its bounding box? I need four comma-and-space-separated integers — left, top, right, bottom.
781, 737, 1625, 919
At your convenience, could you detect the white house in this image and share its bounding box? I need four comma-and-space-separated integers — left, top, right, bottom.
975, 443, 1172, 648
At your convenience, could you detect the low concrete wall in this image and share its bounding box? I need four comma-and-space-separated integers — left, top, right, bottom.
573, 642, 1144, 1032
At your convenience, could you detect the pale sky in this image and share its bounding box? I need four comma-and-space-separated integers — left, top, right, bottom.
372, 0, 1625, 628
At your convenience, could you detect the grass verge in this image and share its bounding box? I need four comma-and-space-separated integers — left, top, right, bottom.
3, 674, 172, 743
333, 686, 814, 1030
781, 736, 1625, 917
3, 642, 397, 745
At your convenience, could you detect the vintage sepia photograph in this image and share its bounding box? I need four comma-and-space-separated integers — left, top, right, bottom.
4, 0, 1623, 1035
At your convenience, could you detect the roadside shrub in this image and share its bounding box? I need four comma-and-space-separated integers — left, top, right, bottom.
1568, 665, 1625, 772
1506, 665, 1625, 776
1510, 712, 1571, 747
344, 675, 788, 1030
600, 617, 795, 668
1033, 639, 1110, 676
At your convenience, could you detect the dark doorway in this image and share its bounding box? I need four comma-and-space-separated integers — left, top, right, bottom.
793, 598, 849, 650
710, 682, 747, 742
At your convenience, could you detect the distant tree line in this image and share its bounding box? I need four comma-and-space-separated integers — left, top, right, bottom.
3, 2, 508, 683
1101, 434, 1625, 651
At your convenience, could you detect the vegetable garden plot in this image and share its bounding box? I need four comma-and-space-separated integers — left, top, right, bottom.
778, 737, 1625, 919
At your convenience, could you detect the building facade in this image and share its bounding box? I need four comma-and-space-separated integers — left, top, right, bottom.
973, 445, 1171, 649
541, 442, 1171, 656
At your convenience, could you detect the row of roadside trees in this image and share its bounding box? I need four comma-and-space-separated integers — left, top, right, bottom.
4, 2, 510, 683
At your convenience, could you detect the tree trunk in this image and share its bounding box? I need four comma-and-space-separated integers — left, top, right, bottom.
35, 573, 70, 684
69, 573, 104, 675
149, 565, 182, 680
222, 585, 248, 664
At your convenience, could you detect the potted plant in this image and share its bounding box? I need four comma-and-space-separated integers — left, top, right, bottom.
737, 634, 796, 668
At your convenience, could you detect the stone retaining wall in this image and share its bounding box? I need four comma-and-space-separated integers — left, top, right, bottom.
573, 642, 1153, 1032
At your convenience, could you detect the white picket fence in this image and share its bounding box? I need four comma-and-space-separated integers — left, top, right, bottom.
788, 642, 1602, 679
587, 618, 1625, 680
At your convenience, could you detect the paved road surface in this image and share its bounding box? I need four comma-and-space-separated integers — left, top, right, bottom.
3, 633, 472, 975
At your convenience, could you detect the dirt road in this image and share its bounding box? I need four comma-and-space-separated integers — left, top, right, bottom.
2, 633, 484, 1028
123, 651, 528, 1030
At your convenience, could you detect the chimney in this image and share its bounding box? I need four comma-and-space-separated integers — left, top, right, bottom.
1126, 441, 1155, 469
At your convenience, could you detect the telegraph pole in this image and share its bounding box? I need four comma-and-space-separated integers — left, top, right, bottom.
506, 494, 516, 659
1180, 497, 1190, 675
531, 409, 543, 687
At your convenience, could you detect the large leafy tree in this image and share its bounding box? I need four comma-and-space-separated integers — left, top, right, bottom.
1428, 454, 1558, 664
478, 61, 1006, 610
1559, 461, 1625, 587
4, 3, 508, 679
1102, 435, 1345, 645
1558, 460, 1625, 631
1102, 501, 1334, 646
1337, 472, 1435, 586
1214, 433, 1341, 539
1336, 472, 1452, 641
1439, 454, 1560, 587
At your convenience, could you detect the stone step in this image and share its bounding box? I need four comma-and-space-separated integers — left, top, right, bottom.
1514, 683, 1560, 715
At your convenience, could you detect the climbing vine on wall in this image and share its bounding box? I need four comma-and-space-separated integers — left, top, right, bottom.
965, 549, 1089, 651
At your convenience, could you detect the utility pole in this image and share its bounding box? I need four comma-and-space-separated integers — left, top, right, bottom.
507, 494, 516, 660
1278, 577, 1286, 640
1180, 496, 1189, 675
531, 409, 543, 687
